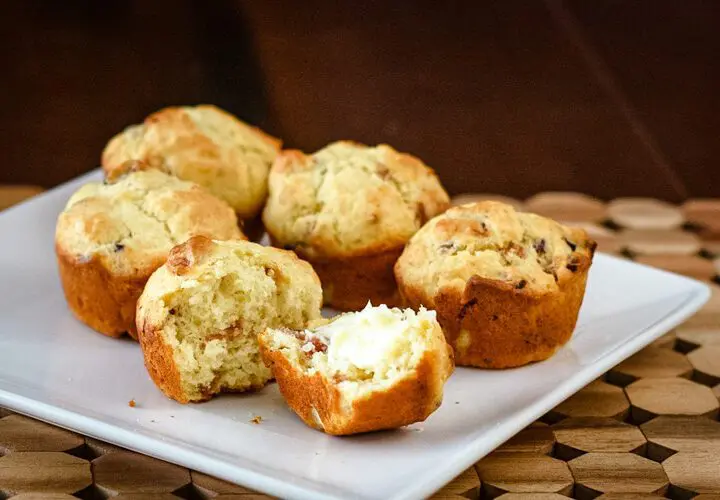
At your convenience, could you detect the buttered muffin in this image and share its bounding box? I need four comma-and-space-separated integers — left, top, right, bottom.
136, 236, 322, 403
259, 303, 453, 435
395, 201, 596, 369
262, 141, 450, 310
56, 168, 244, 338
102, 105, 281, 219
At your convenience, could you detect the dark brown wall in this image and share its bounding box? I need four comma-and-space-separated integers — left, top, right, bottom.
2, 1, 718, 201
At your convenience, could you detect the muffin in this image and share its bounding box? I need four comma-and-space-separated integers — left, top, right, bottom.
259, 303, 454, 435
395, 201, 596, 368
55, 168, 243, 339
136, 236, 323, 403
102, 105, 281, 220
262, 141, 450, 310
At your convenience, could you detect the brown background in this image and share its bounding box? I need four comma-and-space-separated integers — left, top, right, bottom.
3, 0, 718, 201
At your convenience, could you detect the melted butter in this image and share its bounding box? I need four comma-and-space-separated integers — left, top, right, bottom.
311, 302, 435, 372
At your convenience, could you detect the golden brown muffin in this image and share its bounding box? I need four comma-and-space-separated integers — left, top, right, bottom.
102, 105, 281, 219
395, 201, 597, 369
262, 141, 450, 310
259, 303, 453, 435
136, 236, 323, 403
55, 169, 244, 339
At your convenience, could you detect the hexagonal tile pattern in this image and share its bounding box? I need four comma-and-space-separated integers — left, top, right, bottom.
619, 229, 700, 255
495, 422, 555, 455
688, 345, 720, 386
553, 417, 646, 459
10, 494, 77, 500
699, 284, 720, 314
3, 194, 720, 498
675, 325, 720, 350
430, 467, 480, 498
663, 452, 720, 495
192, 470, 260, 495
85, 437, 125, 457
595, 495, 666, 499
608, 347, 692, 385
641, 416, 720, 462
93, 451, 190, 494
680, 311, 720, 330
0, 452, 91, 495
524, 192, 607, 223
702, 238, 720, 256
626, 377, 720, 422
634, 255, 716, 281
551, 380, 629, 419
495, 494, 569, 500
608, 198, 683, 230
475, 454, 573, 496
0, 414, 83, 454
114, 495, 179, 500
649, 330, 677, 350
682, 199, 720, 229
568, 452, 668, 497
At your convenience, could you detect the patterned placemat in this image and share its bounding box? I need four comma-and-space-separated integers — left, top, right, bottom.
1, 188, 719, 499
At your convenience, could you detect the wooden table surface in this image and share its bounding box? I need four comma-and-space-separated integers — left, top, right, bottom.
1, 187, 719, 499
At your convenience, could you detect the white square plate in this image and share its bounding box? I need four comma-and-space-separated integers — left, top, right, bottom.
0, 171, 710, 500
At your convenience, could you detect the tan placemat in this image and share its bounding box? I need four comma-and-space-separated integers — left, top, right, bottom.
1, 189, 719, 498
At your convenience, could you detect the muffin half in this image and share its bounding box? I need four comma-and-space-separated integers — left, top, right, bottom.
55, 168, 244, 338
262, 141, 450, 310
395, 201, 596, 368
136, 236, 322, 403
259, 303, 454, 435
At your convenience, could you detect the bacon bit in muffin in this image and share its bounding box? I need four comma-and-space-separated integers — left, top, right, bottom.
533, 239, 546, 254
438, 241, 456, 253
567, 256, 580, 272
506, 242, 526, 258
292, 330, 328, 356
128, 399, 137, 408
250, 415, 263, 424
301, 337, 327, 356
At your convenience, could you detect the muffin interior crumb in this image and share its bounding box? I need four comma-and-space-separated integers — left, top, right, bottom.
158, 247, 316, 401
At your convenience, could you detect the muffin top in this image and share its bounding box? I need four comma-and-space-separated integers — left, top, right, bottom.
56, 168, 244, 276
262, 141, 450, 259
395, 201, 596, 298
102, 105, 281, 219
